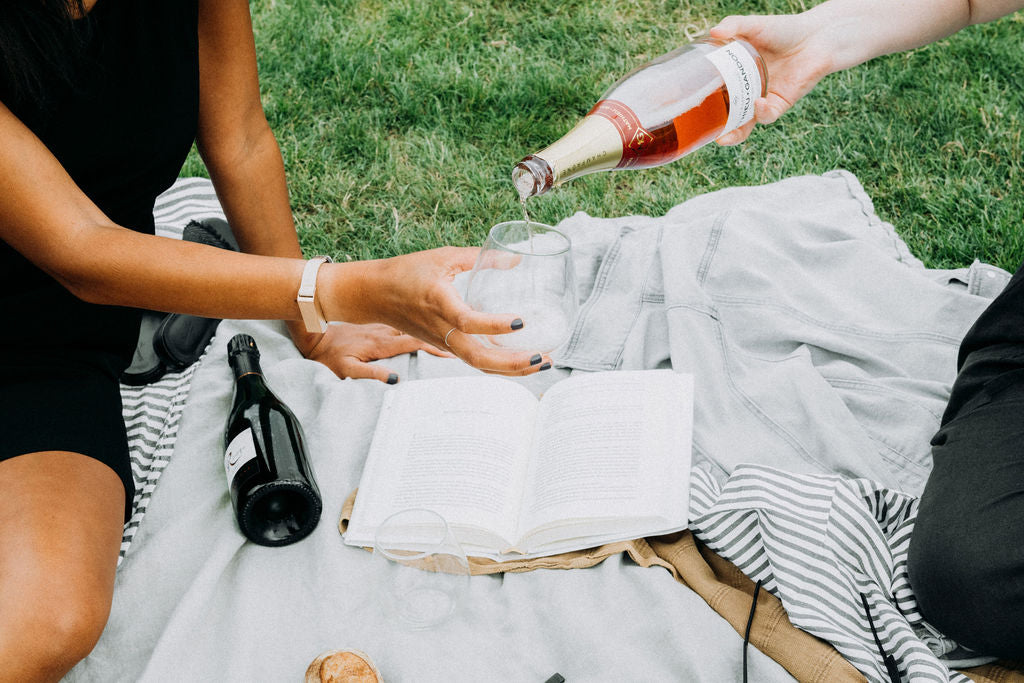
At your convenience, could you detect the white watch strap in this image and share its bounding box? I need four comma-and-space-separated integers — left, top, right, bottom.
297, 255, 333, 333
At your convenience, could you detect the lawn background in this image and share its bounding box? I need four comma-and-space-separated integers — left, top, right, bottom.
181, 0, 1024, 271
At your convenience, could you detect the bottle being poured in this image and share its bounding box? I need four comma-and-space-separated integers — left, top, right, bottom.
512, 37, 767, 200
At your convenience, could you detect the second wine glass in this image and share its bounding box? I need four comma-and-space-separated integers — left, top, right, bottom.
373, 508, 470, 630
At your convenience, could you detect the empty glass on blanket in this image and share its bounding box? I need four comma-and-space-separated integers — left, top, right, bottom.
373, 509, 471, 630
463, 221, 577, 354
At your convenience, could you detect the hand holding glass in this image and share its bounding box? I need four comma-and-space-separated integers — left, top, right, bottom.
463, 221, 577, 354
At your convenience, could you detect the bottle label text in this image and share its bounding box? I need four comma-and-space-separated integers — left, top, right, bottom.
225, 427, 258, 484
705, 42, 762, 134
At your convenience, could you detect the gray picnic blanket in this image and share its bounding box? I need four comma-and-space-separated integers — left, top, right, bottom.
69, 171, 1008, 682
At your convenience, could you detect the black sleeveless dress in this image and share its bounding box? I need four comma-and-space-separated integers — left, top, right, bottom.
0, 0, 200, 519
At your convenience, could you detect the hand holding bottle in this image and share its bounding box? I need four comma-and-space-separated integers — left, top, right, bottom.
709, 13, 835, 146
710, 0, 1024, 145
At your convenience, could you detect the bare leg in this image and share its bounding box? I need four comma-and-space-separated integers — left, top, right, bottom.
0, 451, 125, 682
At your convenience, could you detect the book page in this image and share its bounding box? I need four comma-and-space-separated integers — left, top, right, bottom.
516, 370, 692, 548
344, 375, 538, 550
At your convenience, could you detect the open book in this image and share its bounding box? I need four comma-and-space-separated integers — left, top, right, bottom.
343, 369, 694, 561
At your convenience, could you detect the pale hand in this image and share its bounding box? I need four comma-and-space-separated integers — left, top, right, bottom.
711, 13, 837, 145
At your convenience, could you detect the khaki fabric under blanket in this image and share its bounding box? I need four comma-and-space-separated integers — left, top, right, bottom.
340, 490, 1022, 682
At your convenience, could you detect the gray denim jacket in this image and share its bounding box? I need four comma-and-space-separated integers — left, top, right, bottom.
554, 170, 1007, 496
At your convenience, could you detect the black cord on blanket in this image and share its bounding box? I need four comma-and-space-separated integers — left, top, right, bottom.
860, 592, 902, 683
742, 579, 763, 683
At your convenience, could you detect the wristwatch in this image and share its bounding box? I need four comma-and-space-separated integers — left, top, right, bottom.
296, 255, 333, 333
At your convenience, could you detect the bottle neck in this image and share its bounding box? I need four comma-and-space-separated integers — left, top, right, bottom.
229, 351, 267, 400
512, 155, 553, 199
515, 113, 625, 197
229, 350, 263, 378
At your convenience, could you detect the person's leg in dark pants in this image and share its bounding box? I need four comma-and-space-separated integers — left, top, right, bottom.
908, 263, 1024, 658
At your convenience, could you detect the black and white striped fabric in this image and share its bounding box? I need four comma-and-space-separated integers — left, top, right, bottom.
117, 178, 226, 564
689, 463, 975, 683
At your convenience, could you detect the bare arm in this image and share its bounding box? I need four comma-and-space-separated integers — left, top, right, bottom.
0, 98, 311, 320
710, 0, 1024, 144
0, 0, 547, 376
807, 0, 1024, 72
190, 0, 547, 379
194, 0, 320, 351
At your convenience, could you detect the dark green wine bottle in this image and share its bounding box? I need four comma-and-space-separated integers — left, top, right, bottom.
224, 334, 322, 546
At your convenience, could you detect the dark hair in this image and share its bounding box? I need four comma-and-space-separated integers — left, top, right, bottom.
0, 0, 90, 126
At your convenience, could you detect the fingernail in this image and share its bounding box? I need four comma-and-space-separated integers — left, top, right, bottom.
539, 362, 552, 371
387, 373, 399, 385
510, 318, 524, 330
529, 354, 542, 366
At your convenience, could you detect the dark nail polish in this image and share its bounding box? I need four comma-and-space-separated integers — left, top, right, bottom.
529, 354, 542, 366
539, 362, 552, 371
387, 373, 398, 385
510, 318, 524, 330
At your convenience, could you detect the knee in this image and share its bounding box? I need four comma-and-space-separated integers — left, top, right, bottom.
1, 584, 112, 679
909, 512, 1024, 658
40, 594, 111, 665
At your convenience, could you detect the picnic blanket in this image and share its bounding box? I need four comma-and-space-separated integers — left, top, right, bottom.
70, 171, 1016, 682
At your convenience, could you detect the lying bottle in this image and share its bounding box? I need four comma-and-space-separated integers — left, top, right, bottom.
513, 37, 767, 199
224, 334, 322, 546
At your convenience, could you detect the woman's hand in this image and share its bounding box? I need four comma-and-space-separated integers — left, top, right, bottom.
713, 0, 1024, 147
710, 12, 836, 145
290, 321, 453, 384
320, 246, 552, 377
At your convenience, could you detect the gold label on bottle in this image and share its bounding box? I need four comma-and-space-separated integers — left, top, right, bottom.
589, 100, 654, 169
536, 115, 623, 186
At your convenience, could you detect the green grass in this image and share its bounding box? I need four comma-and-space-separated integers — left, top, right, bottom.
180, 0, 1024, 271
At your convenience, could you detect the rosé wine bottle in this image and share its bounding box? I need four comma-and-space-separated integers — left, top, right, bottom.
513, 38, 767, 199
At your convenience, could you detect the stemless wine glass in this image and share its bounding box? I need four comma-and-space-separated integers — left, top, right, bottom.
463, 221, 577, 354
373, 509, 471, 630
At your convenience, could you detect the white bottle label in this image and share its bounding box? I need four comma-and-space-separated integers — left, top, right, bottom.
225, 427, 258, 484
705, 42, 762, 135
